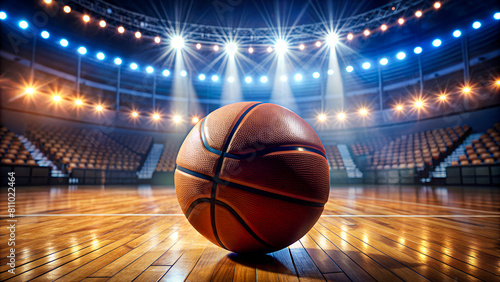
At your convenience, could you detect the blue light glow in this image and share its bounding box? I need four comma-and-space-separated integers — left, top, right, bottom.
472, 21, 481, 29
453, 30, 461, 38
312, 72, 320, 78
0, 11, 7, 20
295, 74, 303, 81
19, 20, 28, 29
60, 39, 69, 47
432, 39, 442, 47
379, 58, 388, 65
162, 69, 170, 76
260, 76, 268, 83
114, 57, 122, 65
362, 62, 371, 69
41, 31, 50, 39
327, 69, 334, 75
198, 74, 206, 80
180, 70, 187, 77
413, 46, 422, 54
346, 66, 353, 72
245, 76, 252, 83
146, 66, 154, 73
130, 63, 138, 70
396, 52, 406, 60
96, 52, 105, 60
212, 75, 219, 82
494, 12, 500, 20
78, 46, 87, 55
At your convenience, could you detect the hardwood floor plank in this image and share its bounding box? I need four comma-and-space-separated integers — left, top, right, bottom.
271, 248, 299, 282
134, 266, 171, 282
299, 234, 342, 274
159, 242, 208, 281
288, 241, 325, 281
185, 244, 222, 281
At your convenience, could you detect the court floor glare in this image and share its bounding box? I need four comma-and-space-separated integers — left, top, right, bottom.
0, 185, 499, 282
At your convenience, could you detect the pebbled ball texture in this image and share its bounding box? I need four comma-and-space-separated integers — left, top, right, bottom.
175, 102, 330, 253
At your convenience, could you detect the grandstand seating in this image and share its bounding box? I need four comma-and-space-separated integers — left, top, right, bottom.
108, 133, 153, 155
324, 145, 345, 169
155, 143, 181, 172
365, 125, 470, 170
25, 125, 142, 173
0, 126, 37, 166
350, 137, 392, 156
453, 123, 500, 166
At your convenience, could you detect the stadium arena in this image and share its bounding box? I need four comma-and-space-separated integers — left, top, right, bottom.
1, 0, 499, 280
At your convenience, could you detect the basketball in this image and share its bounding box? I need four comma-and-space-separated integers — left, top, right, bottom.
175, 102, 330, 253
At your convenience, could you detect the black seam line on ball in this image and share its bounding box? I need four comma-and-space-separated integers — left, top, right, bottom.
210, 102, 263, 251
185, 198, 273, 249
177, 166, 324, 208
201, 117, 326, 160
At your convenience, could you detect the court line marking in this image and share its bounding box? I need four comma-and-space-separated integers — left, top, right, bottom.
1, 214, 499, 218
330, 194, 500, 214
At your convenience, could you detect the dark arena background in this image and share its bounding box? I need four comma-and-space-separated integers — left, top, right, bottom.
1, 0, 500, 280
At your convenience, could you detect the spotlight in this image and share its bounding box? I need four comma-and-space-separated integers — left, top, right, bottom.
146, 66, 154, 73
347, 33, 354, 40
462, 87, 470, 93
173, 115, 182, 123
396, 52, 406, 60
495, 12, 500, 20
162, 69, 170, 76
196, 43, 201, 49
280, 75, 288, 82
414, 100, 424, 108
131, 111, 138, 117
192, 117, 199, 124
213, 45, 219, 51
362, 62, 371, 70
83, 15, 90, 22
96, 105, 103, 111
434, 2, 441, 9
53, 95, 61, 102
63, 6, 71, 13
381, 24, 388, 31
44, 0, 52, 3
299, 44, 305, 50
274, 39, 288, 55
0, 11, 6, 20
26, 87, 34, 94
496, 80, 500, 85
171, 36, 184, 49
453, 30, 461, 38
294, 74, 303, 81
395, 105, 403, 111
154, 36, 161, 43
472, 21, 481, 29
19, 20, 28, 29
212, 75, 219, 82
75, 99, 82, 106
59, 38, 69, 47
248, 47, 254, 53
117, 26, 125, 33
114, 57, 122, 65
326, 33, 338, 46
337, 113, 346, 120
414, 46, 422, 54
379, 58, 388, 65
153, 113, 160, 120
99, 20, 106, 27
327, 69, 334, 75
227, 76, 235, 83
78, 46, 87, 55
267, 46, 273, 53
180, 70, 187, 77
41, 31, 50, 39
96, 52, 105, 60
260, 76, 268, 83
312, 72, 320, 78
226, 42, 238, 56
359, 108, 368, 116
398, 18, 405, 25
198, 74, 206, 81
363, 29, 370, 36
245, 76, 252, 83
415, 11, 422, 18
432, 39, 442, 47
318, 114, 327, 121
315, 41, 321, 47
439, 94, 447, 101
346, 66, 354, 72
135, 31, 141, 38
130, 63, 138, 70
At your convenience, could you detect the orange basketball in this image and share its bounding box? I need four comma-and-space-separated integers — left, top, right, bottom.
175, 102, 330, 253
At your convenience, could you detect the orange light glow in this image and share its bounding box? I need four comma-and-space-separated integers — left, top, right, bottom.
381, 24, 388, 31
63, 6, 71, 13
415, 11, 422, 18
317, 114, 327, 122
99, 20, 106, 28
96, 105, 103, 111
83, 15, 90, 22
398, 18, 405, 25
53, 95, 61, 102
192, 117, 199, 124
434, 2, 441, 9
132, 111, 138, 117
117, 26, 125, 33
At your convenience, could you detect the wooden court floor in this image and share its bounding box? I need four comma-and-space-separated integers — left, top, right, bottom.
1, 184, 499, 281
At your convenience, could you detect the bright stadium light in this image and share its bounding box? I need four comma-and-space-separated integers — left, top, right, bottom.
41, 31, 50, 39
347, 33, 354, 40
327, 69, 334, 75
131, 111, 138, 117
83, 15, 90, 22
395, 104, 403, 111
96, 52, 105, 60
280, 75, 288, 82
135, 31, 142, 38
299, 44, 305, 50
317, 113, 327, 122
114, 57, 122, 65
171, 36, 184, 49
380, 24, 388, 31
337, 112, 346, 120
75, 99, 82, 106
396, 52, 406, 60
312, 72, 320, 78
248, 47, 254, 53
414, 46, 422, 54
227, 76, 235, 83
153, 113, 160, 120
326, 33, 339, 46
196, 43, 201, 49
19, 20, 29, 29
130, 63, 138, 70
245, 76, 252, 83
494, 12, 500, 20
212, 75, 219, 82
0, 11, 7, 20
63, 6, 71, 13
162, 69, 170, 76
346, 66, 354, 72
274, 39, 288, 55
398, 18, 405, 25
434, 2, 441, 9
213, 45, 220, 51
226, 42, 238, 56
294, 74, 303, 81
379, 58, 388, 65
362, 62, 371, 69
192, 117, 199, 124
154, 36, 161, 44
96, 105, 103, 111
198, 74, 206, 81
472, 21, 481, 29
439, 94, 447, 101
260, 76, 268, 83
117, 26, 125, 33
99, 20, 106, 28
462, 86, 471, 94
26, 87, 34, 94
415, 11, 422, 18
453, 30, 462, 38
432, 39, 442, 47
173, 115, 182, 123
146, 66, 154, 73
78, 46, 87, 55
53, 95, 61, 102
180, 70, 187, 77
414, 100, 424, 108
